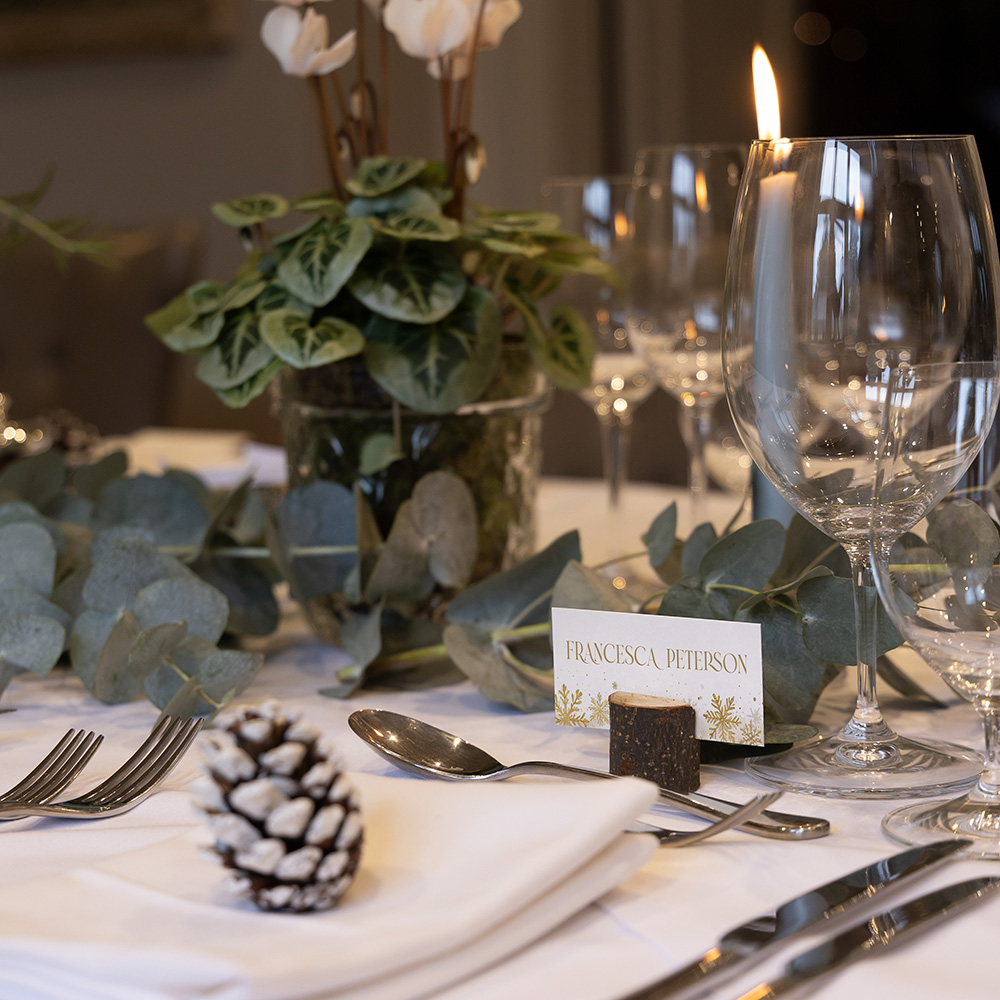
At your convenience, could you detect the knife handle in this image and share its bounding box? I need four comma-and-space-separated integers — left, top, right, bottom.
615, 947, 745, 1000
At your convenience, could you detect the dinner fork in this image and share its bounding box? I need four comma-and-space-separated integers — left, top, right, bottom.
0, 716, 203, 821
0, 728, 104, 805
635, 790, 782, 847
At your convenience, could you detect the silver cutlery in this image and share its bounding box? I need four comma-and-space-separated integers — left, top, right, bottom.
0, 716, 202, 821
348, 708, 829, 840
0, 728, 103, 805
731, 875, 1000, 1000
618, 838, 971, 999
631, 791, 781, 847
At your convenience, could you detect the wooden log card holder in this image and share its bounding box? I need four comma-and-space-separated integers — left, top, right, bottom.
608, 691, 700, 792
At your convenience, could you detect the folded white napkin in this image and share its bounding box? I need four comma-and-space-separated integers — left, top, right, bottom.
0, 773, 658, 1000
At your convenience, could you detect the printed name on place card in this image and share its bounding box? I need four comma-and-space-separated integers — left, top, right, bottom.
550, 607, 764, 746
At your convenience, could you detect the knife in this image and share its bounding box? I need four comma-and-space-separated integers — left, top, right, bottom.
732, 875, 1000, 1000
619, 838, 970, 1000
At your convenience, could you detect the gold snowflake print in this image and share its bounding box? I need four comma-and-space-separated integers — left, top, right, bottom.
739, 707, 764, 745
704, 694, 741, 741
586, 693, 609, 727
554, 685, 589, 726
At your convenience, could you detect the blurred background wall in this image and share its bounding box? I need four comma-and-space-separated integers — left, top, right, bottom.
2, 0, 997, 484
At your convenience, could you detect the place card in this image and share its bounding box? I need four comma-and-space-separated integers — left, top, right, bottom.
551, 607, 764, 745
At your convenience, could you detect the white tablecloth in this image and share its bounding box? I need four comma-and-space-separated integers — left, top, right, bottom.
1, 474, 997, 1000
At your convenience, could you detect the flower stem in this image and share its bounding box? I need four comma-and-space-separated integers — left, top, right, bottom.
308, 76, 348, 200
355, 0, 369, 156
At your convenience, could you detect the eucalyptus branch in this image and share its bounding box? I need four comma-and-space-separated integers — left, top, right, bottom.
0, 197, 116, 266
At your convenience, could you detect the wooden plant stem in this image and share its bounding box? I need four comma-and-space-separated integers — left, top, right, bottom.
308, 76, 348, 200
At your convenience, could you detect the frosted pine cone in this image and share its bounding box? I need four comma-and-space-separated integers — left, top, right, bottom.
192, 699, 363, 912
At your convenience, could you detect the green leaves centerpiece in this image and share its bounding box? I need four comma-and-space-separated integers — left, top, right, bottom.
146, 155, 608, 416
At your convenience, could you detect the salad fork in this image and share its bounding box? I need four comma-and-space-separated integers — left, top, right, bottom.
0, 728, 104, 805
0, 716, 203, 821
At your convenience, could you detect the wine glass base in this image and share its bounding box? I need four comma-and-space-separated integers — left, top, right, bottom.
745, 732, 982, 799
883, 795, 1000, 859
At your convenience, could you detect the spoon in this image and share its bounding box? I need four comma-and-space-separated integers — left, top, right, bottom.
348, 709, 830, 841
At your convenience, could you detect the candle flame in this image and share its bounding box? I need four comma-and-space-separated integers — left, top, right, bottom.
614, 209, 629, 239
695, 170, 709, 213
752, 45, 781, 140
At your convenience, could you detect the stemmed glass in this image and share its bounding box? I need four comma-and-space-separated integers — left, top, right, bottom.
626, 143, 746, 515
724, 135, 1000, 796
873, 362, 1000, 854
541, 175, 654, 506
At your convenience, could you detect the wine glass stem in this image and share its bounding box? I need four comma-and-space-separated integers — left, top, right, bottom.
976, 704, 1000, 798
680, 401, 715, 512
599, 413, 631, 508
836, 549, 899, 760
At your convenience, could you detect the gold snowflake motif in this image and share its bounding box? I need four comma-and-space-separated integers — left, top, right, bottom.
586, 693, 609, 727
704, 694, 741, 741
554, 685, 589, 726
739, 707, 764, 745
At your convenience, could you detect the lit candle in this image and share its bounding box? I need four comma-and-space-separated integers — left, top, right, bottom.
749, 46, 796, 523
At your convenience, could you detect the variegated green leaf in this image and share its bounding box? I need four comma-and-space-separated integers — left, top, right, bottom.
349, 242, 466, 323
158, 311, 225, 352
365, 285, 501, 413
506, 286, 594, 390
144, 291, 195, 338
211, 193, 290, 227
293, 192, 344, 216
254, 281, 311, 315
196, 309, 275, 390
347, 186, 441, 220
347, 156, 427, 197
480, 235, 548, 258
260, 308, 365, 368
370, 214, 461, 242
476, 211, 561, 234
186, 280, 226, 314
277, 217, 373, 306
214, 357, 284, 408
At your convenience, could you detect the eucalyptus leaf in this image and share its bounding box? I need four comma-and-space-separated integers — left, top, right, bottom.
657, 577, 735, 621
0, 614, 64, 679
700, 519, 786, 591
131, 576, 229, 643
93, 476, 211, 553
260, 309, 365, 368
877, 652, 946, 707
773, 513, 850, 584
69, 608, 121, 688
927, 499, 1000, 572
349, 241, 466, 324
271, 481, 357, 602
798, 575, 903, 664
745, 600, 831, 723
277, 217, 373, 307
681, 522, 718, 577
364, 500, 435, 603
443, 622, 553, 712
0, 522, 57, 595
0, 449, 66, 509
0, 586, 70, 630
447, 530, 582, 629
73, 451, 128, 501
189, 553, 280, 636
90, 613, 178, 704
552, 561, 635, 613
359, 433, 402, 476
339, 604, 384, 679
409, 471, 477, 588
642, 502, 677, 568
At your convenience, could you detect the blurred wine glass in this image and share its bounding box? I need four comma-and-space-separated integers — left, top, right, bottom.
625, 143, 746, 517
541, 175, 654, 505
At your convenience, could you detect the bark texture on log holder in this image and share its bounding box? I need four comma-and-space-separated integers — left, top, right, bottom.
608, 691, 700, 792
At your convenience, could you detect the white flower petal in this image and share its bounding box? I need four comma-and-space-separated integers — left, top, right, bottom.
261, 6, 305, 74
307, 28, 358, 76
384, 0, 473, 61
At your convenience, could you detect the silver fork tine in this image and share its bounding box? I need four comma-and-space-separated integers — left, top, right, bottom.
640, 790, 784, 847
69, 716, 180, 805
79, 718, 200, 807
0, 729, 104, 804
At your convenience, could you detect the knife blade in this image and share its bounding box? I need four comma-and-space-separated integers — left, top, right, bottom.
619, 838, 970, 1000
733, 875, 1000, 1000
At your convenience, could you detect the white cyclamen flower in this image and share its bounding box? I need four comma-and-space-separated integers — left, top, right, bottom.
383, 0, 474, 61
261, 5, 357, 77
426, 0, 521, 80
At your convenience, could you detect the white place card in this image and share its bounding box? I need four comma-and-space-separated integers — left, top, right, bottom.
551, 607, 764, 745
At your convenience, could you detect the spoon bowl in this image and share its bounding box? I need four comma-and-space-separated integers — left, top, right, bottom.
348, 709, 830, 840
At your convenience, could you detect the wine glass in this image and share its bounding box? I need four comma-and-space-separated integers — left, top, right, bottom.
541, 175, 655, 506
873, 361, 1000, 854
724, 135, 1000, 796
625, 143, 746, 516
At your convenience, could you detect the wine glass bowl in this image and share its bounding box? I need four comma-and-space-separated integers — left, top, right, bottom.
873, 362, 1000, 854
541, 175, 655, 505
724, 135, 1000, 796
626, 143, 746, 509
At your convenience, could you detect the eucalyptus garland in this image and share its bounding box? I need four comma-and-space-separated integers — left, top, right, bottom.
0, 446, 931, 743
